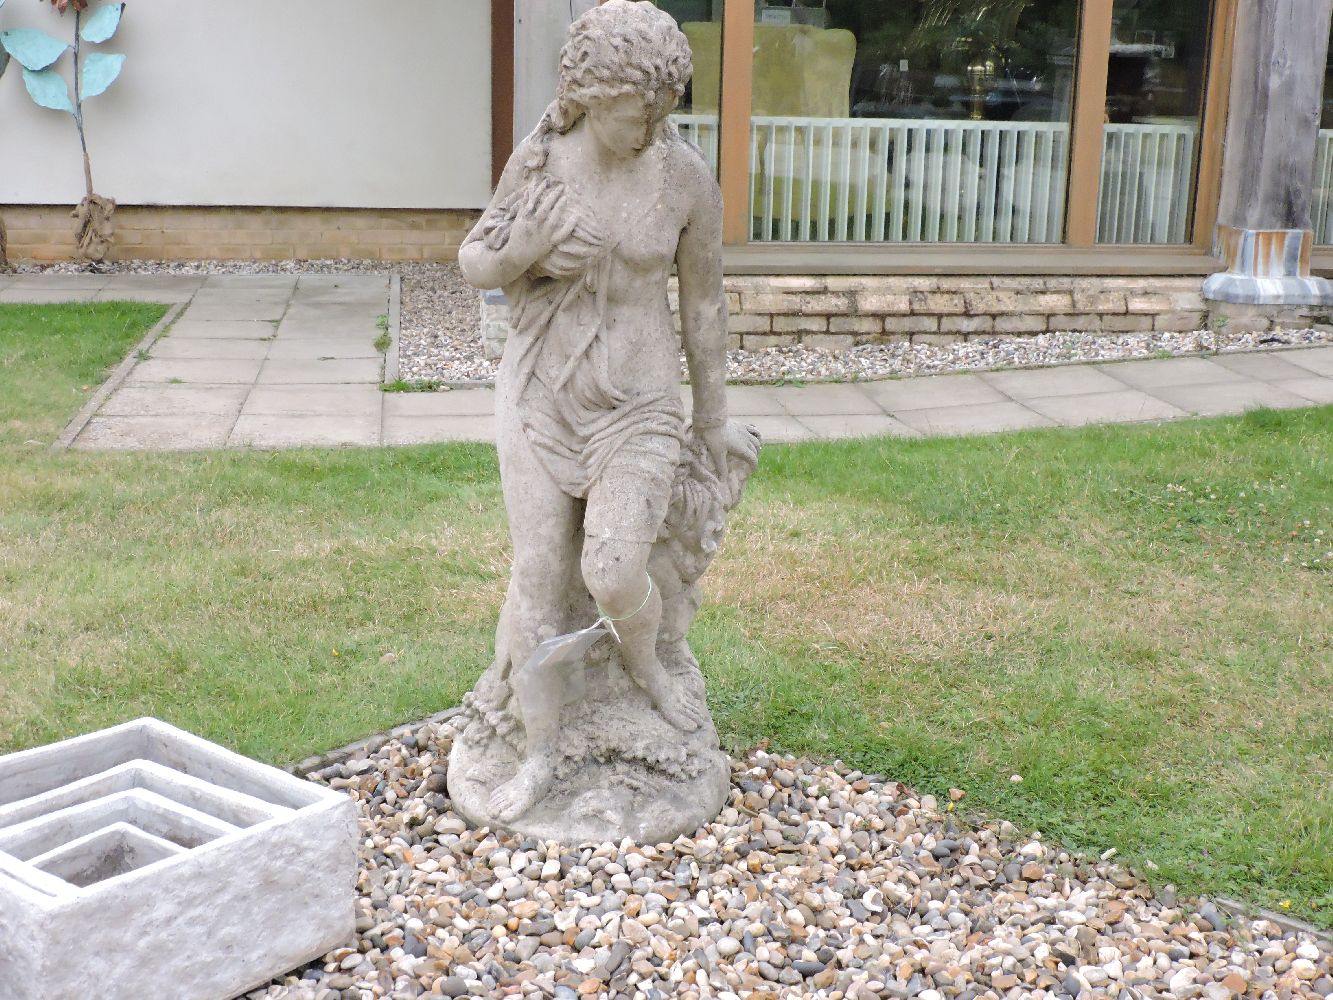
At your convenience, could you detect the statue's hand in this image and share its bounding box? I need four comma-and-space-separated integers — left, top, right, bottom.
505, 176, 580, 271
695, 423, 729, 488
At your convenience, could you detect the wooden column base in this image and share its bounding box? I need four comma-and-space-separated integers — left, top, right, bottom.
1203, 225, 1333, 305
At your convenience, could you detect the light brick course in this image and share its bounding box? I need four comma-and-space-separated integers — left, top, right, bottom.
828, 316, 882, 334
713, 274, 1207, 350
4, 205, 479, 262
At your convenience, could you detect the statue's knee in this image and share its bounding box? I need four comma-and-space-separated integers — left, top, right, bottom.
581, 551, 641, 613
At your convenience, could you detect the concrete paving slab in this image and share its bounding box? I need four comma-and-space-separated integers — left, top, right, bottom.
181, 300, 288, 323
74, 414, 231, 451
275, 319, 380, 340
201, 274, 298, 290
1147, 380, 1315, 416
859, 373, 1008, 411
126, 358, 264, 385
383, 388, 496, 417
0, 276, 16, 292
98, 276, 203, 303
735, 415, 815, 444
1022, 389, 1188, 427
291, 289, 389, 308
1271, 377, 1333, 404
257, 358, 382, 384
712, 385, 788, 416
291, 277, 389, 303
0, 288, 100, 303
230, 414, 380, 449
981, 366, 1126, 399
284, 302, 384, 324
1096, 356, 1249, 389
100, 275, 206, 292
149, 339, 272, 361
771, 383, 882, 415
1282, 346, 1333, 377
382, 415, 495, 445
6, 274, 109, 290
295, 274, 389, 293
799, 414, 919, 439
895, 400, 1055, 436
243, 385, 383, 417
265, 338, 383, 360
1207, 352, 1319, 381
190, 286, 293, 304
99, 385, 249, 418
165, 320, 276, 340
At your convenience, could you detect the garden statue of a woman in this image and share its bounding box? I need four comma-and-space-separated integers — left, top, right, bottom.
448, 0, 760, 844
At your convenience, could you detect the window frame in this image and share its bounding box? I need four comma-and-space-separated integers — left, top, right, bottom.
702, 0, 1237, 265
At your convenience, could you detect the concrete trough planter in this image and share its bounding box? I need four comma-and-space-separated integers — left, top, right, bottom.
0, 718, 357, 1000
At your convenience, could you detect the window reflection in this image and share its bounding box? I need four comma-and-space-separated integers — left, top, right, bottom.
1313, 20, 1333, 244
658, 1, 723, 175
1096, 0, 1212, 243
673, 1, 1080, 244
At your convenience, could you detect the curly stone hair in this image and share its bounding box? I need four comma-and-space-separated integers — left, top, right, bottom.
522, 0, 693, 175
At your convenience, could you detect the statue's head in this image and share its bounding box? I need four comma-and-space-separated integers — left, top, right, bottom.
555, 0, 693, 157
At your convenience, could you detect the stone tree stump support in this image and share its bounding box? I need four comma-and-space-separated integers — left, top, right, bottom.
1206, 0, 1333, 306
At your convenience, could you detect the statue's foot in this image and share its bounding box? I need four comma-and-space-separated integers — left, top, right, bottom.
636, 666, 708, 732
487, 755, 554, 822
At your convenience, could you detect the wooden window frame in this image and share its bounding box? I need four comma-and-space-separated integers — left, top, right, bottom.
706, 0, 1238, 266
491, 0, 515, 189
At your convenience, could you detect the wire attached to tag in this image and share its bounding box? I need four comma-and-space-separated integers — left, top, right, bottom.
593, 576, 654, 644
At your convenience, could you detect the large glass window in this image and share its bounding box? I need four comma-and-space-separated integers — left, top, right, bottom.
1314, 20, 1333, 244
1095, 0, 1212, 243
740, 0, 1079, 243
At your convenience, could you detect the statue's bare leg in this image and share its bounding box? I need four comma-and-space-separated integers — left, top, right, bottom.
487, 417, 583, 822
583, 536, 708, 732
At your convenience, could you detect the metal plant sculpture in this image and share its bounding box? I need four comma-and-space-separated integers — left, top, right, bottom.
0, 0, 126, 262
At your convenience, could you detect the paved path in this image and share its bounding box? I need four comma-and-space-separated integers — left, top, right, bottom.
2, 273, 1331, 450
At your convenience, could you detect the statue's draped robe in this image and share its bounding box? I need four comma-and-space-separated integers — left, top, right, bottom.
485, 176, 684, 529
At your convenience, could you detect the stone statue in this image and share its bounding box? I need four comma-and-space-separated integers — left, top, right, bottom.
449, 0, 760, 844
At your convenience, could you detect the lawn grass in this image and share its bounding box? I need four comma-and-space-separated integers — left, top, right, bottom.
1, 302, 1330, 926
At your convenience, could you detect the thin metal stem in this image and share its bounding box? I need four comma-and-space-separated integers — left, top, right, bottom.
73, 9, 93, 199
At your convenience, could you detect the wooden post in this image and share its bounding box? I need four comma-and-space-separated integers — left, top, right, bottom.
1215, 0, 1333, 233
1065, 0, 1115, 247
491, 0, 516, 188
1205, 0, 1333, 304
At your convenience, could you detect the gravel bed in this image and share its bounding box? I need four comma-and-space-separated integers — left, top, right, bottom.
250, 716, 1331, 1000
19, 260, 1333, 386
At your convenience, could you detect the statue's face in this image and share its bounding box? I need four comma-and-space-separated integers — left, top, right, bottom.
583, 91, 667, 159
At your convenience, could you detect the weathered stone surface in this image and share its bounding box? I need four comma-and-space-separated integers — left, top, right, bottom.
727, 312, 771, 334
1047, 313, 1104, 332
938, 315, 993, 335
828, 315, 883, 334
774, 314, 829, 333
0, 718, 356, 1000
451, 0, 757, 843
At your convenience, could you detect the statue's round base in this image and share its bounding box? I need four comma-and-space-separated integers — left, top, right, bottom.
446, 673, 731, 844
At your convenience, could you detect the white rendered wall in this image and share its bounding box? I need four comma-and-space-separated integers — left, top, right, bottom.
0, 0, 492, 210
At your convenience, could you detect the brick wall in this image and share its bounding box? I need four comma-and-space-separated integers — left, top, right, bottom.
484, 274, 1283, 360
707, 275, 1214, 350
2, 206, 481, 263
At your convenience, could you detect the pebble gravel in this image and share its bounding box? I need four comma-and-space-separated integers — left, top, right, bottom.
248, 716, 1331, 1000
21, 259, 1333, 387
